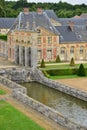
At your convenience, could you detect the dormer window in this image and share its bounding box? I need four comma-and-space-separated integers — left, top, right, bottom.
37, 29, 41, 33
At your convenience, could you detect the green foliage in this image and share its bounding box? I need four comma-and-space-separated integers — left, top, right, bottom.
42, 70, 50, 78
56, 55, 61, 63
0, 35, 7, 41
70, 57, 75, 66
40, 59, 45, 68
0, 89, 6, 95
0, 101, 45, 130
46, 68, 77, 76
1, 1, 87, 17
77, 63, 86, 76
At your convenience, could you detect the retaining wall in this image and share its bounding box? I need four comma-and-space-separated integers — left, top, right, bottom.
0, 76, 27, 94
30, 68, 87, 102
13, 89, 87, 130
0, 73, 87, 129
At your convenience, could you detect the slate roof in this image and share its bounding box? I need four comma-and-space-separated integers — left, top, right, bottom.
45, 10, 59, 21
55, 25, 87, 43
80, 13, 87, 18
0, 18, 16, 29
10, 11, 59, 34
58, 18, 87, 26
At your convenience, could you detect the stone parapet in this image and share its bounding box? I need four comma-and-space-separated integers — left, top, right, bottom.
0, 76, 27, 94
13, 89, 87, 130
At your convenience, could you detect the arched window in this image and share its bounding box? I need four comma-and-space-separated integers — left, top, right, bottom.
80, 46, 84, 54
61, 47, 66, 54
70, 46, 74, 54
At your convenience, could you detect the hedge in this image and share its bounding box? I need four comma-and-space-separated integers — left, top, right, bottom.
0, 35, 7, 41
46, 68, 78, 76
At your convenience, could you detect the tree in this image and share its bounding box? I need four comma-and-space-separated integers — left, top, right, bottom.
70, 57, 75, 66
77, 63, 86, 76
0, 0, 6, 17
56, 55, 61, 63
40, 59, 45, 68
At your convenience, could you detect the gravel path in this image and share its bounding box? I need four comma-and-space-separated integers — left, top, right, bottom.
56, 78, 87, 92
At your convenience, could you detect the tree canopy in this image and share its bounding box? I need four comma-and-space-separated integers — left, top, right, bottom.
0, 0, 87, 17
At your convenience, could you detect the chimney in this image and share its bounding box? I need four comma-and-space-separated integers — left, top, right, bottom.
23, 8, 29, 14
37, 8, 43, 14
68, 21, 74, 31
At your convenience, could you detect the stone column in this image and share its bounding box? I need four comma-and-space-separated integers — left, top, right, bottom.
14, 45, 19, 64
76, 48, 79, 60
31, 47, 37, 68
25, 47, 29, 67
19, 46, 24, 66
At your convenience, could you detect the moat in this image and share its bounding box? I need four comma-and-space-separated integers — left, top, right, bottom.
21, 82, 87, 127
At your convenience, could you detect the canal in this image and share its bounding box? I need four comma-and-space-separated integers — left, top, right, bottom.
20, 82, 87, 127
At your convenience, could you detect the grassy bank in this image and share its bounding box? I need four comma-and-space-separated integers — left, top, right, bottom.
0, 89, 6, 95
0, 101, 45, 130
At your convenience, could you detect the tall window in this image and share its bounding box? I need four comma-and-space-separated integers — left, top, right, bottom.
70, 46, 74, 54
48, 36, 52, 44
47, 49, 52, 59
80, 46, 84, 54
38, 37, 41, 44
61, 47, 65, 54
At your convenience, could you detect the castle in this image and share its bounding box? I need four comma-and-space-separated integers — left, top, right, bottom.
1, 8, 87, 66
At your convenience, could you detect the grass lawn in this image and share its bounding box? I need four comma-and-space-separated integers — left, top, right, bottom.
39, 63, 87, 70
0, 89, 6, 95
50, 75, 79, 79
0, 100, 45, 130
40, 62, 87, 79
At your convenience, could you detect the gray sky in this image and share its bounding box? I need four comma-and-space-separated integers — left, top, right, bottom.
6, 0, 87, 5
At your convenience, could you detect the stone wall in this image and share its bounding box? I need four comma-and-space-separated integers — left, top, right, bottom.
0, 40, 7, 58
0, 76, 27, 94
30, 68, 87, 102
13, 89, 87, 130
0, 70, 87, 129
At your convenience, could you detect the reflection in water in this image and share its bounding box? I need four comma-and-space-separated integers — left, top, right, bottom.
20, 82, 87, 127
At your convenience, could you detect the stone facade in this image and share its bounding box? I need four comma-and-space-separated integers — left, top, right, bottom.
59, 43, 87, 61
0, 40, 7, 58
7, 30, 59, 64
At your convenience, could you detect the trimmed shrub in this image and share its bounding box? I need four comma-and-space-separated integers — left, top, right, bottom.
56, 55, 61, 63
70, 57, 75, 66
77, 63, 86, 76
0, 35, 7, 41
46, 68, 77, 76
40, 59, 45, 68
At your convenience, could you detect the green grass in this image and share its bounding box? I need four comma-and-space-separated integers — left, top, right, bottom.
0, 35, 7, 41
50, 75, 80, 79
40, 63, 87, 79
0, 89, 6, 95
0, 101, 45, 130
40, 63, 87, 70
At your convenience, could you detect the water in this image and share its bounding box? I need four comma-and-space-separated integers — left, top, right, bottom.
20, 82, 87, 127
